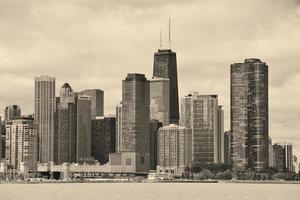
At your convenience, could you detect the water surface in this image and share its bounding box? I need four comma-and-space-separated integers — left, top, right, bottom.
0, 183, 299, 200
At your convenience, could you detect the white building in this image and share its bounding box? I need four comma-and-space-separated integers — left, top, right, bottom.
5, 117, 38, 172
157, 124, 192, 175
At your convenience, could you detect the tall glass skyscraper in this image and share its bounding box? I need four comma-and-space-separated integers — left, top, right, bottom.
35, 75, 55, 163
153, 49, 179, 124
231, 58, 269, 171
76, 95, 92, 163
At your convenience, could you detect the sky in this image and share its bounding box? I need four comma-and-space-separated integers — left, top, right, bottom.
0, 0, 300, 158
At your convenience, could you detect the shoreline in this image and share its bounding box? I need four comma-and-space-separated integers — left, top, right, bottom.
1, 179, 299, 185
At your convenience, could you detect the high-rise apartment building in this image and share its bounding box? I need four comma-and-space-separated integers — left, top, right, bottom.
150, 77, 170, 126
283, 143, 294, 172
157, 124, 192, 175
4, 105, 21, 121
91, 116, 116, 164
80, 89, 104, 119
76, 95, 92, 163
153, 49, 179, 124
120, 73, 150, 172
34, 75, 56, 163
231, 58, 269, 171
181, 93, 222, 164
57, 83, 77, 164
5, 117, 38, 171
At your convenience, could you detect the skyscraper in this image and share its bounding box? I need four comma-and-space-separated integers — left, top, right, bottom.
181, 93, 221, 164
5, 117, 38, 171
4, 105, 21, 121
283, 143, 294, 172
150, 77, 170, 126
80, 89, 104, 119
0, 118, 5, 159
153, 49, 179, 124
157, 124, 192, 175
231, 58, 269, 171
35, 75, 55, 163
91, 116, 116, 164
76, 95, 92, 163
115, 103, 122, 153
57, 83, 77, 164
120, 73, 150, 172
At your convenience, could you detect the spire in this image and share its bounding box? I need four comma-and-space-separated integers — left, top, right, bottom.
160, 28, 163, 49
168, 9, 171, 49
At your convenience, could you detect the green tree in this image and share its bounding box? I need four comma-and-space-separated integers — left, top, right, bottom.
215, 170, 232, 180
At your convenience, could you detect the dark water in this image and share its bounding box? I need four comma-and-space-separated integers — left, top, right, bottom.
0, 183, 299, 200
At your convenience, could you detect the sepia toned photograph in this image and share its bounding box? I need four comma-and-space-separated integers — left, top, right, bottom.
0, 0, 299, 199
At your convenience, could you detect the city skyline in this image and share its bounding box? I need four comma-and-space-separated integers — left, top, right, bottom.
0, 0, 300, 159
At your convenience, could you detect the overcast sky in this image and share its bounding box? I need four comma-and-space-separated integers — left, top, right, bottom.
1, 0, 300, 157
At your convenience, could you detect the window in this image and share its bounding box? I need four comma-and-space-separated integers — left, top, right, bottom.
126, 158, 131, 165
141, 156, 145, 164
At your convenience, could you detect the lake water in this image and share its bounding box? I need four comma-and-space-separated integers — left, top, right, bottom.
0, 183, 299, 200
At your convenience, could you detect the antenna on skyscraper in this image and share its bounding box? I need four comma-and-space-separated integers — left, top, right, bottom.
160, 28, 163, 49
168, 9, 171, 49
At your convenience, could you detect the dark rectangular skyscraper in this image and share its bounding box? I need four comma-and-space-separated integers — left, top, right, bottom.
153, 49, 179, 124
120, 73, 150, 172
91, 116, 116, 164
76, 95, 92, 163
231, 58, 269, 171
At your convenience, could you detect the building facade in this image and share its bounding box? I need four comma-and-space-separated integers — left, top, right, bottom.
153, 49, 179, 124
76, 95, 92, 163
150, 77, 170, 126
5, 117, 38, 171
57, 83, 77, 164
224, 131, 232, 165
149, 119, 163, 170
217, 106, 224, 163
80, 89, 104, 119
120, 73, 150, 172
115, 103, 122, 153
181, 93, 221, 164
157, 124, 192, 175
34, 75, 56, 163
269, 137, 274, 167
91, 116, 116, 164
273, 144, 285, 171
4, 105, 21, 121
230, 58, 269, 171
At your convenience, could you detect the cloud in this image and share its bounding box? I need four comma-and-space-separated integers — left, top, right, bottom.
0, 0, 300, 157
